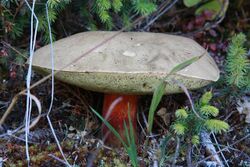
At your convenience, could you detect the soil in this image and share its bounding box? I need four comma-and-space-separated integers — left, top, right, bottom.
0, 1, 250, 166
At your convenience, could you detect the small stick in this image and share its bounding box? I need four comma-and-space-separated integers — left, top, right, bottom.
48, 154, 69, 166
195, 134, 250, 167
186, 139, 193, 167
172, 136, 180, 167
200, 130, 224, 166
0, 93, 41, 133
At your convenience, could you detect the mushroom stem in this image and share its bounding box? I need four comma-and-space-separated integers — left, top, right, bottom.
102, 94, 138, 146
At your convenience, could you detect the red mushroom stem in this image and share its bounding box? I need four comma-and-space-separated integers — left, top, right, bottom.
102, 94, 138, 146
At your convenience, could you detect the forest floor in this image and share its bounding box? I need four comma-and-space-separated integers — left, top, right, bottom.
0, 1, 250, 167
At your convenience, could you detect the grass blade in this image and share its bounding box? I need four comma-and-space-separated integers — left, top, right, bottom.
90, 106, 128, 147
127, 105, 138, 166
169, 54, 204, 75
147, 80, 166, 133
124, 121, 131, 145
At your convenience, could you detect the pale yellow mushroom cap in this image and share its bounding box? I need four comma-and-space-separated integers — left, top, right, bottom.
32, 31, 220, 94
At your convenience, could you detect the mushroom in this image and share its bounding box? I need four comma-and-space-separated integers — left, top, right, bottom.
31, 31, 219, 146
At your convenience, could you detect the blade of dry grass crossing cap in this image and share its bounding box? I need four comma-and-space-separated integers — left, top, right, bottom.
169, 53, 204, 75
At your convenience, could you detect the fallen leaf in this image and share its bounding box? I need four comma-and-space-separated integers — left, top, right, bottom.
237, 96, 250, 123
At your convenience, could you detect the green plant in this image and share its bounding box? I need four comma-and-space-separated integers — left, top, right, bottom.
0, 0, 70, 43
1, 0, 157, 43
77, 0, 157, 30
158, 134, 172, 167
183, 0, 228, 19
225, 33, 250, 91
172, 91, 229, 144
91, 107, 138, 167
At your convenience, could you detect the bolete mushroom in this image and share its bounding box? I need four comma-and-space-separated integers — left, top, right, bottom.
31, 31, 219, 146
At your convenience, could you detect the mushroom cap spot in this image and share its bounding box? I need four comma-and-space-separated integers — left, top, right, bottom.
32, 31, 220, 94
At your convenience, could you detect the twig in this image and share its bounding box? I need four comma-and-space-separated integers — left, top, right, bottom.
2, 41, 28, 59
0, 157, 5, 167
172, 136, 180, 167
48, 154, 69, 166
200, 130, 224, 166
0, 101, 9, 110
137, 112, 147, 137
0, 99, 70, 139
0, 93, 41, 132
14, 0, 25, 18
142, 0, 179, 30
212, 132, 229, 167
224, 110, 237, 121
8, 134, 39, 144
170, 79, 204, 120
0, 95, 19, 125
1, 12, 8, 42
195, 133, 250, 167
186, 141, 193, 167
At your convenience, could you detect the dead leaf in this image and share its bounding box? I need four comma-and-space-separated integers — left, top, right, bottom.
237, 96, 250, 123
